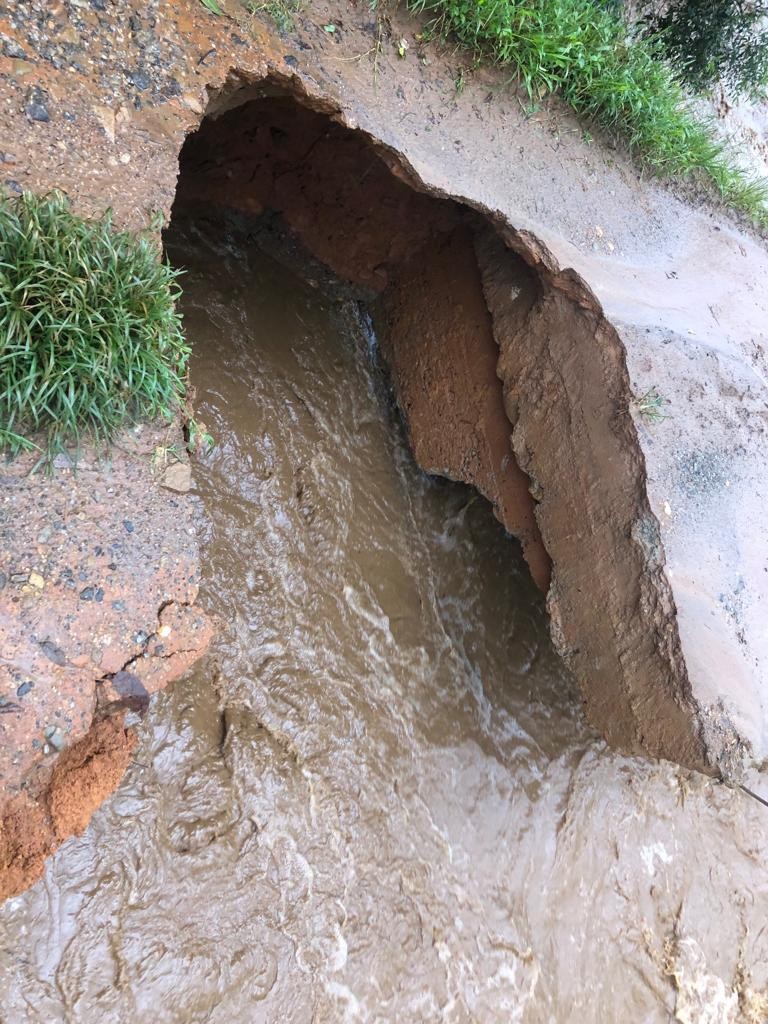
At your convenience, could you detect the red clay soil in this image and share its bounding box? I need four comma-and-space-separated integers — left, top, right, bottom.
1, 717, 137, 903
0, 423, 213, 901
380, 227, 551, 591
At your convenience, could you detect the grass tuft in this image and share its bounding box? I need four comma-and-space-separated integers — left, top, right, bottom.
406, 0, 768, 225
0, 191, 189, 460
247, 0, 302, 32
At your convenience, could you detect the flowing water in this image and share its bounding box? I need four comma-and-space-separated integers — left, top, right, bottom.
1, 218, 768, 1024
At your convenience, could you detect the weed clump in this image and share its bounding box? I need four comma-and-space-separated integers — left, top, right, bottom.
646, 0, 768, 98
0, 191, 189, 458
407, 0, 768, 224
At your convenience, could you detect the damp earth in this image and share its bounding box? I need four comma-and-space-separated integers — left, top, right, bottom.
1, 218, 767, 1023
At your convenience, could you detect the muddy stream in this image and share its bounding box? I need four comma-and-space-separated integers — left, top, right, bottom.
1, 217, 767, 1023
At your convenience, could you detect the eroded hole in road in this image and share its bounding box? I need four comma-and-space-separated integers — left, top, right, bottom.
171, 83, 552, 590
5, 86, 758, 1024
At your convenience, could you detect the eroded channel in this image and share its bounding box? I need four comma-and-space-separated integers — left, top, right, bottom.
1, 217, 767, 1023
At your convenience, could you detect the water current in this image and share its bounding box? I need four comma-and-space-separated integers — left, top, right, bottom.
1, 217, 767, 1023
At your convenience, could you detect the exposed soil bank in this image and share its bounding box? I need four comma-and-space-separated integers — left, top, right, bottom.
0, 424, 213, 901
1, 0, 767, 892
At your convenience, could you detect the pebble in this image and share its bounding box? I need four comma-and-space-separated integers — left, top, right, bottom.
10, 573, 28, 584
129, 68, 151, 91
16, 681, 33, 697
123, 519, 135, 533
3, 39, 29, 60
39, 640, 68, 666
79, 586, 96, 601
24, 86, 51, 123
162, 462, 192, 493
28, 572, 45, 589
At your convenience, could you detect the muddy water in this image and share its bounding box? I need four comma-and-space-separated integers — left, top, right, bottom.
2, 220, 768, 1024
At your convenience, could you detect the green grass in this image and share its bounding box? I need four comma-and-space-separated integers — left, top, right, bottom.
0, 191, 189, 459
246, 0, 302, 32
406, 0, 768, 225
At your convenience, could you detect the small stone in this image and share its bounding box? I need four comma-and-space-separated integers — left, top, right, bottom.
162, 462, 192, 493
24, 86, 51, 123
133, 630, 149, 646
5, 180, 23, 196
94, 587, 105, 603
79, 586, 96, 601
182, 93, 203, 114
158, 624, 172, 638
92, 103, 116, 143
161, 78, 182, 98
123, 519, 135, 533
112, 599, 126, 612
16, 681, 33, 697
28, 572, 45, 589
3, 39, 29, 60
129, 68, 151, 91
37, 527, 53, 544
284, 54, 299, 68
10, 573, 28, 584
39, 640, 68, 666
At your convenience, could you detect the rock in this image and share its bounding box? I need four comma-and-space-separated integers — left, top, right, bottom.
24, 86, 51, 123
128, 68, 151, 91
28, 572, 44, 589
38, 640, 68, 667
2, 40, 29, 60
161, 461, 192, 493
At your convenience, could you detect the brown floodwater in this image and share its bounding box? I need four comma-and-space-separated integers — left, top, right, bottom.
1, 217, 767, 1023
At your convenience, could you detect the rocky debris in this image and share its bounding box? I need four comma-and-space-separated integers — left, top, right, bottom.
0, 424, 213, 901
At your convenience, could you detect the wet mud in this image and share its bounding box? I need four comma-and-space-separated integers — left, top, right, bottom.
1, 220, 767, 1023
